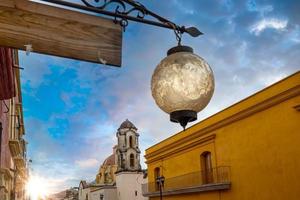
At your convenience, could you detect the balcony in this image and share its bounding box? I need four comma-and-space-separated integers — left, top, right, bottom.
9, 138, 27, 160
17, 168, 28, 180
9, 139, 22, 157
142, 166, 231, 197
14, 156, 26, 169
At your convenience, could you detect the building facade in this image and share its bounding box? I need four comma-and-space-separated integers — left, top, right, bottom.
143, 71, 300, 200
0, 47, 28, 200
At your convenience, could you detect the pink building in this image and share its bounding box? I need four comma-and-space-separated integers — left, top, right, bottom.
0, 47, 28, 200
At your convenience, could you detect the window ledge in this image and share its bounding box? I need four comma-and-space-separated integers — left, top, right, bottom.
142, 182, 231, 197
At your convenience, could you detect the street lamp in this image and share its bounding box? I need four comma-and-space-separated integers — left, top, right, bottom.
151, 45, 214, 130
156, 176, 165, 200
38, 0, 213, 129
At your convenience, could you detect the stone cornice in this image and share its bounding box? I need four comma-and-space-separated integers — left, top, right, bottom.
90, 185, 116, 192
294, 104, 300, 111
146, 134, 215, 163
146, 84, 300, 162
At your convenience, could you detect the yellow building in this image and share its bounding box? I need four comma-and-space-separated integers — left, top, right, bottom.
143, 71, 300, 200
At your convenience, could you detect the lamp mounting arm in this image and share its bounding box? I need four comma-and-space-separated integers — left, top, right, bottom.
39, 0, 203, 37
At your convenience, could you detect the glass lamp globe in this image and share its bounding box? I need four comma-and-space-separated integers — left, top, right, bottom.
151, 45, 214, 129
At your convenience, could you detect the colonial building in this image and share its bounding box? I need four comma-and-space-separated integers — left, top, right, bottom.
95, 146, 118, 185
79, 120, 147, 200
143, 71, 300, 200
79, 180, 117, 200
0, 47, 28, 200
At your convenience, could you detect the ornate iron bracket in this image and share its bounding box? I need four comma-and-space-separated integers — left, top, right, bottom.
40, 0, 202, 43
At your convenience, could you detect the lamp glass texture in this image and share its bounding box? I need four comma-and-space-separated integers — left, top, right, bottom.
151, 48, 214, 122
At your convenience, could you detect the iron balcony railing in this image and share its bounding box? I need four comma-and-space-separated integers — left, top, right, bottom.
142, 166, 230, 195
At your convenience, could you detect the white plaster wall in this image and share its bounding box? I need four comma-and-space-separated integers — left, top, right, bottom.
104, 188, 118, 200
90, 189, 101, 200
116, 172, 148, 200
78, 188, 90, 200
90, 188, 118, 200
119, 134, 126, 149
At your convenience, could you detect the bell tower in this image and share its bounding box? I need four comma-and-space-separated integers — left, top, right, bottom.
116, 119, 141, 172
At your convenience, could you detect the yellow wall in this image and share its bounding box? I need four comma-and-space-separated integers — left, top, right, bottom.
96, 165, 118, 184
145, 71, 300, 200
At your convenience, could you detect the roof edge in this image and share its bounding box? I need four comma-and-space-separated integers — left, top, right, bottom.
145, 71, 300, 156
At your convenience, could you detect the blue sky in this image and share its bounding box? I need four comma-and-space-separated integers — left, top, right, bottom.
20, 0, 299, 193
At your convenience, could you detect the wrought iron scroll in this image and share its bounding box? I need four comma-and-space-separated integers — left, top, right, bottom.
40, 0, 203, 38
81, 0, 157, 31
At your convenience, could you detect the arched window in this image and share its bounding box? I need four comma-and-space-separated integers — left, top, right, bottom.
154, 167, 160, 191
201, 151, 213, 184
130, 154, 135, 168
120, 154, 125, 168
129, 136, 133, 148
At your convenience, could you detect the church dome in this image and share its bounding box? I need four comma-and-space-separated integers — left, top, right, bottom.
102, 154, 115, 166
119, 119, 137, 130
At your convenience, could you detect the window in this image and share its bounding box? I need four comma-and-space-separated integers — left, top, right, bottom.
200, 151, 213, 184
135, 190, 137, 196
154, 167, 160, 191
104, 172, 108, 183
86, 194, 88, 200
100, 194, 104, 200
129, 136, 133, 148
130, 154, 135, 168
15, 115, 20, 135
120, 154, 124, 168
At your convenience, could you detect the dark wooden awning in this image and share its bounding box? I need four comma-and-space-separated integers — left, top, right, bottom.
0, 47, 15, 100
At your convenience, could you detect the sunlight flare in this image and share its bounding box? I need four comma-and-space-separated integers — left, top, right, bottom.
26, 175, 50, 200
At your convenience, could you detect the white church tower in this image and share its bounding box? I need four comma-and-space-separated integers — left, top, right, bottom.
115, 119, 147, 200
116, 119, 141, 172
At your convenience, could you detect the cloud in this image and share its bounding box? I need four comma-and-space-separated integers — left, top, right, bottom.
75, 159, 100, 169
287, 25, 300, 44
250, 18, 288, 35
246, 0, 273, 15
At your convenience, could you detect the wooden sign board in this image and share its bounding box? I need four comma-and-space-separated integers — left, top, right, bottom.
0, 0, 122, 66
